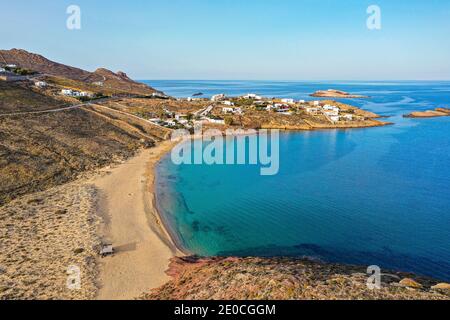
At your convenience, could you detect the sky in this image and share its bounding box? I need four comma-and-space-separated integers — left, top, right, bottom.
1, 0, 450, 80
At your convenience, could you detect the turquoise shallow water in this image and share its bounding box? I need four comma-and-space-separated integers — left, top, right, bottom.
148, 81, 450, 281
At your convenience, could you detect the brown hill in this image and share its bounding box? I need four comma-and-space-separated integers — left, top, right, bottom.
0, 48, 161, 96
0, 82, 170, 205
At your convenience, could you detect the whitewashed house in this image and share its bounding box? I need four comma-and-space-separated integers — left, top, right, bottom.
222, 107, 235, 114
79, 91, 93, 97
175, 114, 188, 121
211, 94, 226, 101
324, 110, 339, 117
61, 89, 73, 96
330, 115, 340, 123
243, 93, 262, 100
222, 100, 234, 106
323, 105, 339, 112
305, 107, 319, 113
341, 114, 353, 121
281, 98, 295, 104
207, 118, 225, 124
313, 101, 320, 106
299, 100, 306, 103
34, 81, 47, 88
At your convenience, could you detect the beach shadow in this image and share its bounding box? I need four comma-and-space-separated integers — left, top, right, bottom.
114, 242, 137, 253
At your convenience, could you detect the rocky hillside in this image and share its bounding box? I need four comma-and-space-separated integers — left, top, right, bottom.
145, 256, 450, 300
0, 48, 160, 96
0, 82, 166, 205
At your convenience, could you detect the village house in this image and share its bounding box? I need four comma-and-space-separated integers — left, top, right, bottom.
222, 100, 234, 106
305, 107, 320, 113
313, 101, 320, 106
34, 81, 47, 88
61, 89, 74, 96
299, 100, 306, 103
330, 115, 340, 123
175, 114, 189, 121
243, 93, 262, 100
276, 104, 291, 114
281, 98, 295, 104
211, 94, 226, 101
323, 110, 339, 117
165, 120, 177, 127
341, 114, 353, 121
222, 107, 242, 114
207, 118, 225, 124
222, 107, 235, 114
323, 104, 339, 112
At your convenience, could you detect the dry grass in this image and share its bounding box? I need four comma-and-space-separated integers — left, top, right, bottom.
0, 182, 100, 300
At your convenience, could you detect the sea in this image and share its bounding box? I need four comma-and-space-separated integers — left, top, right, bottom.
142, 80, 450, 281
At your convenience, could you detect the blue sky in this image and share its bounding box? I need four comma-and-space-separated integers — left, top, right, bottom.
1, 0, 450, 80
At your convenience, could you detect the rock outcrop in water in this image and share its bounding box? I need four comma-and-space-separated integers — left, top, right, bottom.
404, 108, 450, 118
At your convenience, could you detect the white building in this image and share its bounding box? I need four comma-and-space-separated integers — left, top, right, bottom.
305, 107, 319, 113
6, 64, 17, 68
281, 98, 295, 104
299, 100, 306, 104
323, 105, 339, 112
324, 110, 339, 117
222, 107, 242, 114
222, 107, 235, 114
313, 101, 320, 106
222, 100, 234, 106
34, 81, 47, 88
243, 93, 262, 100
175, 114, 188, 121
211, 94, 226, 101
61, 89, 73, 96
207, 118, 225, 124
341, 114, 353, 121
330, 115, 340, 123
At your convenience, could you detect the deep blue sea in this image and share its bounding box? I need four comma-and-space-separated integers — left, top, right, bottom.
145, 80, 450, 281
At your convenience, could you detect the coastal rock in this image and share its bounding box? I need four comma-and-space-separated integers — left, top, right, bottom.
310, 89, 368, 99
143, 256, 448, 300
399, 278, 423, 289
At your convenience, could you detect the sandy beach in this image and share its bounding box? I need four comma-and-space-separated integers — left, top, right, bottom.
0, 141, 181, 300
94, 140, 181, 300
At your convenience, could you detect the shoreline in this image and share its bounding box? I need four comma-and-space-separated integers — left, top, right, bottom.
147, 142, 191, 257
93, 140, 183, 300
